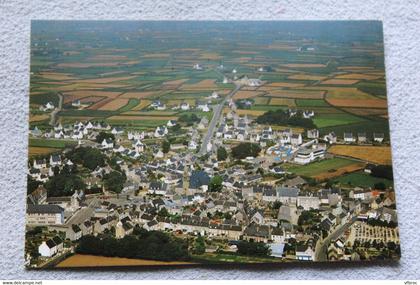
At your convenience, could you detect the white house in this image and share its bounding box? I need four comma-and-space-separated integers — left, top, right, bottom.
111, 127, 124, 135
344, 132, 355, 143
49, 154, 62, 166
154, 126, 168, 138
294, 147, 325, 165
167, 120, 177, 127
291, 134, 302, 146
307, 129, 319, 139
295, 245, 315, 261
180, 102, 190, 111
188, 140, 198, 150
373, 133, 384, 143
38, 240, 56, 257
133, 139, 145, 152
39, 102, 55, 112
101, 138, 114, 149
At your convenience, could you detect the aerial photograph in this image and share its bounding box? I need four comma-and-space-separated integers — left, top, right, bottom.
25, 20, 400, 268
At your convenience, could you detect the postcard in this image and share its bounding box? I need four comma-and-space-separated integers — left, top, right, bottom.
26, 20, 399, 268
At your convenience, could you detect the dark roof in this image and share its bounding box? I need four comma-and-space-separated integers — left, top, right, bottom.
45, 239, 56, 248
52, 236, 62, 245
189, 170, 210, 189
27, 204, 64, 214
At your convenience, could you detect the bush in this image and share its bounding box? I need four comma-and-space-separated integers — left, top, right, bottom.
237, 240, 271, 257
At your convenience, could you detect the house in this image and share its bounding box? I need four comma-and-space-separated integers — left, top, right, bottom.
294, 147, 325, 165
49, 154, 62, 166
243, 223, 270, 243
303, 110, 314, 119
189, 170, 210, 192
151, 100, 166, 110
307, 129, 319, 139
297, 196, 320, 210
295, 245, 315, 261
27, 185, 47, 205
39, 102, 55, 112
38, 236, 63, 257
358, 132, 367, 143
180, 102, 190, 111
344, 132, 355, 143
167, 120, 177, 127
133, 139, 145, 152
373, 133, 385, 143
111, 127, 124, 135
148, 181, 168, 195
26, 204, 64, 225
33, 159, 47, 169
270, 166, 285, 175
364, 163, 375, 174
277, 205, 298, 224
188, 140, 198, 150
101, 138, 114, 149
197, 102, 210, 112
277, 187, 299, 205
193, 63, 203, 70
154, 126, 168, 138
198, 117, 209, 129
324, 132, 337, 144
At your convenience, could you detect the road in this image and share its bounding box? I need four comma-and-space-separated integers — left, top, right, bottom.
198, 83, 241, 155
314, 216, 357, 261
49, 92, 63, 126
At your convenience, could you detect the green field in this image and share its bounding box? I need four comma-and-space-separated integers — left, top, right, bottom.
313, 113, 366, 128
333, 171, 393, 188
29, 138, 77, 148
286, 157, 357, 177
118, 98, 140, 112
295, 99, 329, 107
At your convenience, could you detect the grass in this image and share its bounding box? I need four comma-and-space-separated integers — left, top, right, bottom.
313, 113, 366, 128
118, 98, 140, 112
29, 138, 77, 148
295, 99, 329, 107
286, 157, 358, 177
333, 171, 393, 188
192, 253, 283, 264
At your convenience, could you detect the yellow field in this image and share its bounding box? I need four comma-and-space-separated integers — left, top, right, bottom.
132, 100, 152, 111
56, 254, 194, 268
29, 147, 59, 157
263, 82, 306, 88
223, 107, 265, 117
343, 108, 388, 116
98, 98, 130, 111
288, 74, 327, 81
314, 163, 365, 181
180, 79, 217, 90
108, 115, 178, 121
321, 79, 360, 85
327, 98, 388, 108
265, 89, 325, 99
29, 114, 49, 122
141, 53, 170, 58
120, 91, 159, 99
335, 73, 383, 80
233, 90, 264, 100
269, 98, 296, 107
37, 72, 76, 81
254, 97, 270, 105
302, 87, 377, 100
328, 145, 392, 165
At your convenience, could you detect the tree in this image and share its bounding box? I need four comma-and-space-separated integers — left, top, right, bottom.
95, 132, 115, 143
68, 147, 106, 171
192, 236, 206, 255
371, 165, 393, 180
217, 146, 228, 161
27, 175, 41, 195
208, 175, 223, 192
103, 171, 126, 193
237, 240, 271, 257
231, 143, 261, 159
256, 109, 315, 128
374, 182, 386, 190
45, 171, 86, 197
162, 140, 170, 154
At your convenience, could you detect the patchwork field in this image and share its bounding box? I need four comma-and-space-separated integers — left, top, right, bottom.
287, 158, 364, 180
328, 145, 392, 165
333, 171, 393, 188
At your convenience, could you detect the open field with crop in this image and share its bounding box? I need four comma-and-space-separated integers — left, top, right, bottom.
326, 98, 388, 108
269, 98, 296, 107
335, 73, 383, 80
321, 79, 360, 85
313, 113, 366, 128
286, 157, 363, 180
98, 98, 129, 111
233, 91, 265, 100
288, 74, 327, 81
328, 145, 392, 165
28, 147, 60, 157
56, 254, 194, 268
265, 89, 325, 99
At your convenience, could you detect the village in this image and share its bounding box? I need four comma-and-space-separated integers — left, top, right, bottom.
26, 93, 399, 267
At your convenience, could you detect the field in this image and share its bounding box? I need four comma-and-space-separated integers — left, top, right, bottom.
286, 157, 364, 180
333, 171, 393, 188
328, 145, 392, 165
313, 113, 366, 128
29, 138, 77, 148
28, 147, 60, 157
56, 254, 194, 267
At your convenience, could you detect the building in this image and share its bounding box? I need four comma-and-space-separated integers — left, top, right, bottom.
294, 147, 325, 164
295, 245, 315, 261
307, 129, 319, 139
26, 205, 64, 226
344, 132, 355, 143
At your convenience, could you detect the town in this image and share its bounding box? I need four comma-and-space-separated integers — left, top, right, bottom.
26, 20, 399, 268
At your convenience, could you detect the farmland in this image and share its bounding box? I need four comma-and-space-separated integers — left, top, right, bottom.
328, 145, 392, 165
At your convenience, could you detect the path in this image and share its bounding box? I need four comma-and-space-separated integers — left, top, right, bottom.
49, 92, 63, 126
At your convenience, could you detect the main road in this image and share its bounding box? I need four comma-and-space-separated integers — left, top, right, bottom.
314, 216, 357, 261
198, 83, 242, 156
